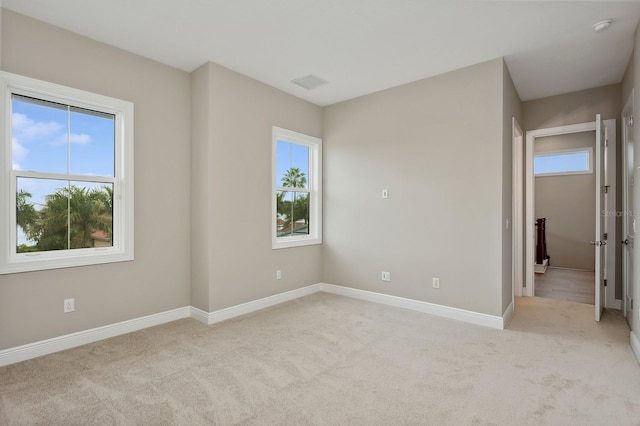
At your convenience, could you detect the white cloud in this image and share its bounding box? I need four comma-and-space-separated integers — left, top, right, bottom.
69, 133, 91, 145
12, 137, 28, 164
12, 113, 64, 141
52, 132, 92, 145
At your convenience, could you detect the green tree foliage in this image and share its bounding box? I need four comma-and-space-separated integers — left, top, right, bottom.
278, 168, 309, 235
17, 185, 113, 253
281, 167, 307, 189
17, 189, 37, 237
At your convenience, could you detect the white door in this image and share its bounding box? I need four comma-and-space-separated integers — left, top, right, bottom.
594, 114, 606, 321
622, 92, 635, 321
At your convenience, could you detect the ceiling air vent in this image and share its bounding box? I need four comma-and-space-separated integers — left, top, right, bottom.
291, 74, 328, 90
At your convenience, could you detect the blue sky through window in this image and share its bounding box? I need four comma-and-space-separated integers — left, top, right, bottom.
534, 150, 590, 175
276, 140, 309, 188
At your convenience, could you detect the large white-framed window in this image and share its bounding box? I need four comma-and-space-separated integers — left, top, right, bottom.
0, 72, 134, 274
272, 126, 322, 249
534, 147, 593, 177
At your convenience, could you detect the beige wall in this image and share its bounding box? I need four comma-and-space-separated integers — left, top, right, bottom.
622, 52, 634, 107
191, 62, 323, 312
534, 133, 596, 270
630, 23, 640, 347
522, 84, 621, 131
503, 61, 522, 312
190, 65, 212, 312
0, 6, 2, 70
0, 11, 192, 349
622, 50, 634, 304
322, 58, 506, 317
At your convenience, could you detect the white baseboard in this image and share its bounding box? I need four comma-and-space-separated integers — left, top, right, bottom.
502, 301, 515, 328
320, 283, 506, 329
189, 306, 210, 324
631, 331, 640, 365
195, 283, 323, 325
0, 282, 510, 367
0, 307, 190, 367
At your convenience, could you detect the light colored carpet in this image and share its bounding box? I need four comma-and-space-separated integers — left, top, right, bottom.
1, 293, 639, 425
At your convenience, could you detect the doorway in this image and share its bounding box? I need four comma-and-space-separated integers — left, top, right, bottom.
521, 118, 617, 321
533, 130, 597, 305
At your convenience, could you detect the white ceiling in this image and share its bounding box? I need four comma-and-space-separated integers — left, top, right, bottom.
3, 1, 640, 106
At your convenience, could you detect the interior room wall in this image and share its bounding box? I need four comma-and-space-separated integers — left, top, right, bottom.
322, 58, 507, 317
522, 84, 622, 297
630, 22, 640, 346
191, 62, 323, 313
0, 10, 192, 350
522, 84, 621, 131
622, 53, 634, 303
622, 51, 634, 106
190, 65, 212, 312
0, 5, 3, 70
534, 133, 596, 271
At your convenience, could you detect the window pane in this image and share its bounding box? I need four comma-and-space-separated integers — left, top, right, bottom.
276, 140, 309, 189
69, 181, 114, 249
12, 95, 69, 174
534, 151, 590, 175
276, 191, 309, 237
16, 177, 69, 252
15, 178, 113, 252
69, 107, 115, 177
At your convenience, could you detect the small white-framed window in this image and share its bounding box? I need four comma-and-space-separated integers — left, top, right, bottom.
272, 127, 322, 249
0, 72, 134, 274
534, 147, 593, 177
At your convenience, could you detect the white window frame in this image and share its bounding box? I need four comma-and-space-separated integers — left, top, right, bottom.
272, 126, 322, 249
0, 72, 134, 274
534, 147, 593, 177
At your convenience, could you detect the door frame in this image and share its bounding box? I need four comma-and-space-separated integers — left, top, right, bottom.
524, 122, 596, 297
522, 120, 616, 301
513, 118, 524, 299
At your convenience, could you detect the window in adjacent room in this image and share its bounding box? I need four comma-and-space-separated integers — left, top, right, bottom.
272, 127, 322, 249
0, 72, 134, 274
534, 148, 592, 177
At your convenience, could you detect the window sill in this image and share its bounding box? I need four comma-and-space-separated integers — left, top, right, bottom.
0, 250, 134, 275
272, 236, 322, 250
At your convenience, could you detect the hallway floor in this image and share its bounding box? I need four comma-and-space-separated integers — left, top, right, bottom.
535, 267, 595, 305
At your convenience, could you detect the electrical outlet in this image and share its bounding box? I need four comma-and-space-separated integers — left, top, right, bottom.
432, 278, 440, 289
276, 270, 282, 280
63, 298, 75, 313
381, 271, 391, 281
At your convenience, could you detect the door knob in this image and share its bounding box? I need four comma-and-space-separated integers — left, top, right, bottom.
590, 241, 606, 246
622, 239, 630, 245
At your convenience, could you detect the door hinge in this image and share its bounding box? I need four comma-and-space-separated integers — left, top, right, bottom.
604, 279, 607, 287
605, 139, 609, 147
630, 116, 634, 127
603, 233, 608, 240
604, 185, 610, 193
